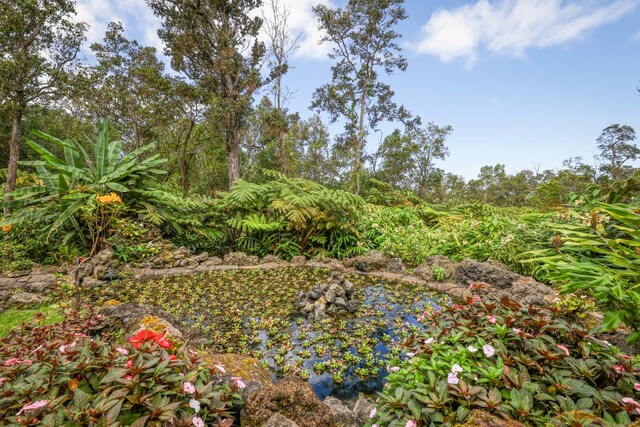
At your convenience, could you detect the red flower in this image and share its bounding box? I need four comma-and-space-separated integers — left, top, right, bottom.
129, 329, 173, 350
613, 365, 626, 373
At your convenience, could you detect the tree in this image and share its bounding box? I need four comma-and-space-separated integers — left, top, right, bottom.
82, 22, 171, 151
147, 0, 268, 188
311, 0, 416, 194
596, 124, 639, 180
262, 0, 300, 174
0, 0, 86, 215
374, 123, 452, 197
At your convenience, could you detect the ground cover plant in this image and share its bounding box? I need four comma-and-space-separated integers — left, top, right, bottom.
370, 286, 640, 427
64, 268, 447, 398
0, 310, 242, 426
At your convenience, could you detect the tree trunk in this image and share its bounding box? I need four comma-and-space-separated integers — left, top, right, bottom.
178, 120, 194, 196
353, 84, 368, 195
275, 75, 287, 174
227, 129, 241, 188
4, 109, 23, 217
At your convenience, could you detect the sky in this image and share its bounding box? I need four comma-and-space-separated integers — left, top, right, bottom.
74, 0, 640, 180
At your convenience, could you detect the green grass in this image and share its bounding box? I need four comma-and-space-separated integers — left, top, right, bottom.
0, 304, 64, 337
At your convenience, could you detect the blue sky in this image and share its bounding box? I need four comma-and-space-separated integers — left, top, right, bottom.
76, 0, 640, 180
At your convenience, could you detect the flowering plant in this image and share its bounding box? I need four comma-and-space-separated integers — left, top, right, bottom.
369, 288, 640, 426
0, 310, 242, 426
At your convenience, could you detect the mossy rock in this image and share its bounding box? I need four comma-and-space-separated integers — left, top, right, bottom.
454, 411, 526, 427
100, 299, 121, 309
201, 352, 272, 387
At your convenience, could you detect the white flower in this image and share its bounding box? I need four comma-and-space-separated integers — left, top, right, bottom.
451, 363, 463, 373
483, 344, 495, 357
189, 399, 201, 413
468, 346, 478, 353
370, 408, 377, 419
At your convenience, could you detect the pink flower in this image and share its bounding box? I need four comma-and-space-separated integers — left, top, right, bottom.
470, 296, 482, 305
620, 355, 632, 360
115, 347, 129, 355
406, 352, 416, 358
622, 397, 640, 414
16, 400, 48, 415
0, 378, 5, 385
214, 363, 226, 373
483, 344, 495, 357
22, 359, 32, 366
192, 416, 205, 427
405, 420, 417, 427
388, 366, 400, 373
634, 383, 640, 391
183, 381, 196, 394
556, 344, 570, 356
4, 358, 20, 366
231, 377, 246, 389
512, 328, 522, 336
59, 341, 76, 353
614, 365, 626, 373
125, 360, 133, 368
487, 315, 497, 324
447, 372, 459, 385
451, 363, 463, 373
74, 333, 88, 338
425, 337, 434, 344
370, 408, 377, 419
124, 374, 133, 380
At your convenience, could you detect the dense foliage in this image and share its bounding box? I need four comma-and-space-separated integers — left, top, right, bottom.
371, 288, 640, 426
0, 311, 242, 426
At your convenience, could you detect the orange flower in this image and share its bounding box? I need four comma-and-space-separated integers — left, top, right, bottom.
96, 192, 123, 205
1, 224, 12, 233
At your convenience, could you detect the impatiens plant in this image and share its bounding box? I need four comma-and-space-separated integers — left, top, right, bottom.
369, 285, 640, 426
0, 310, 242, 426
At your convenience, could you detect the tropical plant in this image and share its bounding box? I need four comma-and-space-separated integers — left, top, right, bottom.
0, 310, 242, 425
219, 170, 366, 258
0, 121, 166, 255
528, 201, 640, 344
370, 288, 640, 426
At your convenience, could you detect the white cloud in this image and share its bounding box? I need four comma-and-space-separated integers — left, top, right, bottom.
75, 0, 163, 53
259, 0, 334, 60
412, 0, 639, 65
75, 0, 330, 60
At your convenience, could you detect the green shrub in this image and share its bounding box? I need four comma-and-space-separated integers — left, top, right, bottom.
0, 311, 242, 425
371, 289, 640, 426
220, 170, 366, 259
528, 202, 640, 344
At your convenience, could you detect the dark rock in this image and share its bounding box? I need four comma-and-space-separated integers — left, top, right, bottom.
290, 256, 306, 265
334, 297, 346, 308
412, 255, 458, 281
177, 257, 199, 268
75, 261, 94, 282
353, 251, 389, 272
6, 270, 30, 278
323, 396, 359, 427
8, 292, 45, 308
193, 252, 209, 263
344, 281, 354, 295
0, 291, 10, 302
224, 251, 259, 266
99, 303, 178, 333
81, 277, 109, 288
309, 286, 324, 300
92, 248, 119, 281
24, 277, 56, 293
263, 413, 298, 427
260, 255, 286, 264
499, 278, 554, 306
386, 258, 407, 275
597, 331, 639, 355
345, 300, 358, 313
342, 257, 357, 269
173, 246, 192, 260
242, 378, 334, 427
453, 259, 520, 289
201, 256, 223, 267
353, 397, 376, 424
94, 265, 119, 281
453, 410, 527, 427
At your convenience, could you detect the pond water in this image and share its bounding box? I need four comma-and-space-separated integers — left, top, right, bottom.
81, 267, 448, 399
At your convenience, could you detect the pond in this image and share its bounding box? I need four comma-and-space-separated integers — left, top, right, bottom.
81, 267, 448, 399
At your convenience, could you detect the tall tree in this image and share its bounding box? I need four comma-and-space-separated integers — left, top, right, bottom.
596, 124, 639, 180
147, 0, 267, 188
0, 0, 86, 215
311, 0, 416, 194
262, 0, 300, 174
82, 22, 171, 151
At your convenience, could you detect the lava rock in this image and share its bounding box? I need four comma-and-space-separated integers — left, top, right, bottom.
453, 410, 527, 427
223, 251, 259, 266
290, 256, 306, 265
8, 292, 45, 308
353, 396, 376, 424
386, 258, 407, 275
323, 396, 359, 427
412, 255, 458, 281
453, 259, 520, 289
242, 378, 334, 427
353, 251, 390, 272
260, 255, 287, 264
263, 413, 299, 427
